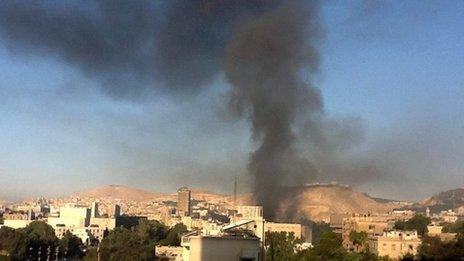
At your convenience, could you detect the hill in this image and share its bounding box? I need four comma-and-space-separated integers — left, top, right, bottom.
67, 184, 398, 222
274, 184, 398, 222
414, 188, 464, 212
71, 185, 164, 201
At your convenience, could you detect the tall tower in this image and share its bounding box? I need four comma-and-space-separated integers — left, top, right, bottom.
177, 187, 191, 216
114, 204, 121, 218
91, 201, 99, 218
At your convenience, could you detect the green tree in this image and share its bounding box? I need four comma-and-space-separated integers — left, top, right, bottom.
394, 214, 430, 236
8, 221, 58, 260
264, 232, 301, 261
136, 219, 167, 244
99, 227, 155, 261
349, 230, 368, 251
158, 223, 187, 246
295, 231, 348, 260
0, 226, 22, 254
310, 221, 332, 243
84, 247, 98, 261
442, 220, 464, 234
418, 235, 464, 260
59, 231, 83, 259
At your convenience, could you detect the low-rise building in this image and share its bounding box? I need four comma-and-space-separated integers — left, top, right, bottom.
264, 222, 302, 239
2, 211, 34, 229
181, 234, 260, 261
370, 230, 421, 260
427, 224, 457, 242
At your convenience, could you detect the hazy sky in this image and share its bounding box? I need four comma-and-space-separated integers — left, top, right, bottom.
0, 1, 463, 201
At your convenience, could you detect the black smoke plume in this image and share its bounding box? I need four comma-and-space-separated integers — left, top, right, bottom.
0, 0, 324, 219
224, 2, 323, 219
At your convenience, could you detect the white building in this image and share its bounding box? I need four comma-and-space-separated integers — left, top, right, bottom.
181, 233, 260, 261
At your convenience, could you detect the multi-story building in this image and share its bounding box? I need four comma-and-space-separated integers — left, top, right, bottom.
178, 187, 191, 216
342, 214, 393, 252
91, 201, 99, 218
370, 230, 421, 259
47, 203, 116, 244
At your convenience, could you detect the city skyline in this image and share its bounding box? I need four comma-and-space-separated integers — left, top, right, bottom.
0, 1, 463, 202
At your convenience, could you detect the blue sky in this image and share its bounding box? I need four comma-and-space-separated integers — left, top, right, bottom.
0, 1, 463, 201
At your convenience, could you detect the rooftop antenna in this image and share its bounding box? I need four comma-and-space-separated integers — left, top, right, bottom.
234, 176, 238, 208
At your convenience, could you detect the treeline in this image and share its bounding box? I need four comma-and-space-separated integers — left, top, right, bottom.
265, 231, 391, 261
0, 220, 187, 261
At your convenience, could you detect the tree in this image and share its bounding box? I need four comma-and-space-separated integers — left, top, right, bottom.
8, 221, 58, 260
158, 223, 187, 246
0, 226, 22, 254
418, 235, 464, 260
349, 231, 368, 250
136, 219, 167, 244
264, 232, 301, 261
300, 218, 332, 243
394, 214, 430, 236
443, 220, 464, 234
295, 231, 348, 260
59, 231, 83, 259
99, 227, 155, 261
84, 247, 98, 261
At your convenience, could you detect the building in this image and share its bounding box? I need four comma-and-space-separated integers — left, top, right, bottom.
330, 213, 349, 234
181, 234, 260, 261
427, 223, 457, 242
236, 206, 263, 219
91, 201, 99, 218
2, 211, 34, 229
54, 226, 108, 244
114, 204, 121, 217
264, 222, 302, 239
342, 214, 393, 252
47, 203, 115, 244
47, 204, 90, 228
438, 210, 458, 223
233, 206, 265, 243
370, 230, 421, 259
178, 187, 192, 216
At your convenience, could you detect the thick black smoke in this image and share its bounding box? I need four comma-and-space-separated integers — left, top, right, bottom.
224, 2, 323, 219
0, 0, 324, 219
0, 0, 279, 97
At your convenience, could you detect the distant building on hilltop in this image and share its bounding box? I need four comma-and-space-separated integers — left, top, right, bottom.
178, 187, 191, 216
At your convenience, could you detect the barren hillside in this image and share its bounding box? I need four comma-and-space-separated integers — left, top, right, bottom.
274, 184, 397, 222
71, 185, 164, 201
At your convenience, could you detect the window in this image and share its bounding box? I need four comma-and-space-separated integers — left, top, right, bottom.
391, 244, 396, 251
